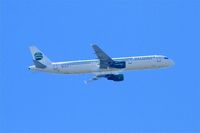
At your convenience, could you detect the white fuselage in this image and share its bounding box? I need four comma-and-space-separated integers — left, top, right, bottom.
29, 55, 174, 75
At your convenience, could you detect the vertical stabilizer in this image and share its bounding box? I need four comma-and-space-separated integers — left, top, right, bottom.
29, 46, 52, 68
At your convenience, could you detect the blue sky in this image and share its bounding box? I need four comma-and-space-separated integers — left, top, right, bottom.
0, 0, 200, 133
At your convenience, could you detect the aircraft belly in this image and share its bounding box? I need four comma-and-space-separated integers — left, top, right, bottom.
61, 64, 99, 74
126, 60, 159, 70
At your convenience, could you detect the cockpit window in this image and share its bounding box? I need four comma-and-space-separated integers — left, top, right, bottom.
164, 57, 169, 59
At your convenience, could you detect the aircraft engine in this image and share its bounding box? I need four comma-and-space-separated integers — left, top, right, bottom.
106, 74, 124, 81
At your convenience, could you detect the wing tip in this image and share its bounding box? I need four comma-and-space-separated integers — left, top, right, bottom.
91, 44, 99, 48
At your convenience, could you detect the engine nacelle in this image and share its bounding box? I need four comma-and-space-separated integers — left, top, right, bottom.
110, 61, 126, 69
106, 74, 124, 81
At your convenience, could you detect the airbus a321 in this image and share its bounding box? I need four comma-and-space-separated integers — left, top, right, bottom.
29, 45, 174, 83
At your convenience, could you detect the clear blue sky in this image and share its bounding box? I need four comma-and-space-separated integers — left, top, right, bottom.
0, 0, 200, 133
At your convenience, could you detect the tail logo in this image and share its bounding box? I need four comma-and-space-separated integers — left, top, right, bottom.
34, 52, 43, 60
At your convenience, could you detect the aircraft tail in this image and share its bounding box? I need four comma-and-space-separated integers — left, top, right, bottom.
29, 46, 52, 68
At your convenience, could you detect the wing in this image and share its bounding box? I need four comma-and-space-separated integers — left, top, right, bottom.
84, 73, 124, 84
92, 44, 114, 69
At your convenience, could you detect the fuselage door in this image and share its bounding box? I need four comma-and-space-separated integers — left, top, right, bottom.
157, 57, 161, 62
53, 64, 59, 72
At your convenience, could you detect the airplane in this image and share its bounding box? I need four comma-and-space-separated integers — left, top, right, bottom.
28, 45, 174, 83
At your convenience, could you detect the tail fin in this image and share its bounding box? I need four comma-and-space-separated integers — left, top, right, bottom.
30, 46, 52, 68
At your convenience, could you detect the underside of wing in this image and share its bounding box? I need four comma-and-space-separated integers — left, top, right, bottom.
84, 73, 124, 84
84, 70, 125, 84
92, 44, 114, 69
92, 44, 126, 69
84, 44, 126, 84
